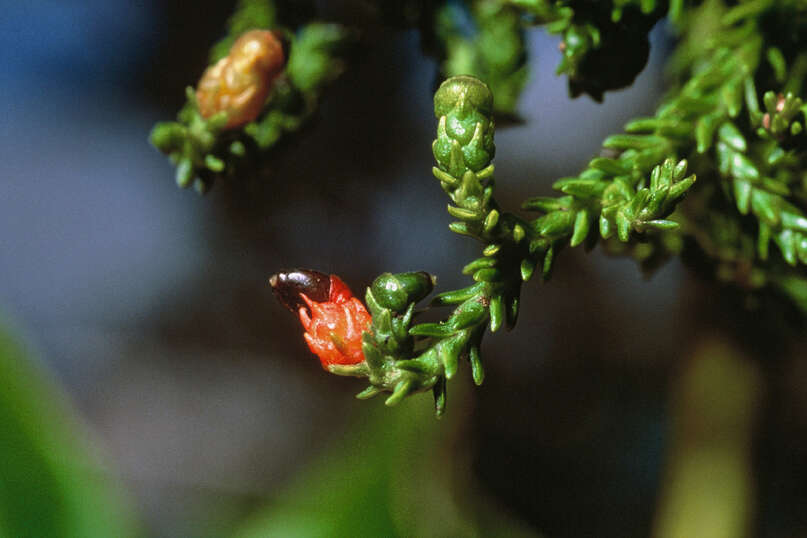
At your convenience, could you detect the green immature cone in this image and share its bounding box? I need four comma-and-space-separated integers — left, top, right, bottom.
370, 272, 436, 313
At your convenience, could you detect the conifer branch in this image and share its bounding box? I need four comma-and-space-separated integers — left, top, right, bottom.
248, 1, 807, 412
351, 1, 807, 411
516, 1, 807, 310
343, 75, 696, 414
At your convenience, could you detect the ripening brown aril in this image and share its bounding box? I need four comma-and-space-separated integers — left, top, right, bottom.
196, 30, 285, 129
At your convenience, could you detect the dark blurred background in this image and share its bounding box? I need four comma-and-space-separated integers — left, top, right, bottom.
2, 2, 807, 537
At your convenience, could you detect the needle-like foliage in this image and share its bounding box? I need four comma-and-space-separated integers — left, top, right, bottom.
153, 0, 807, 412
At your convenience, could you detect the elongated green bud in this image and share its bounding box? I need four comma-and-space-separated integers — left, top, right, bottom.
433, 76, 496, 177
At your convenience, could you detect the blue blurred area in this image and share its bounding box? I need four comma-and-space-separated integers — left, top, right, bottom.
0, 1, 210, 379
0, 1, 154, 83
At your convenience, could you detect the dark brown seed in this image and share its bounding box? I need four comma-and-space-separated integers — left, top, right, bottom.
270, 269, 331, 313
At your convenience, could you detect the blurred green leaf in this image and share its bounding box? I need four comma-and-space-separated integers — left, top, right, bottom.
0, 323, 137, 538
233, 396, 538, 538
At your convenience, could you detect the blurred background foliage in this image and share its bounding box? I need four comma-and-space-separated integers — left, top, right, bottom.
2, 1, 807, 537
0, 323, 137, 538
